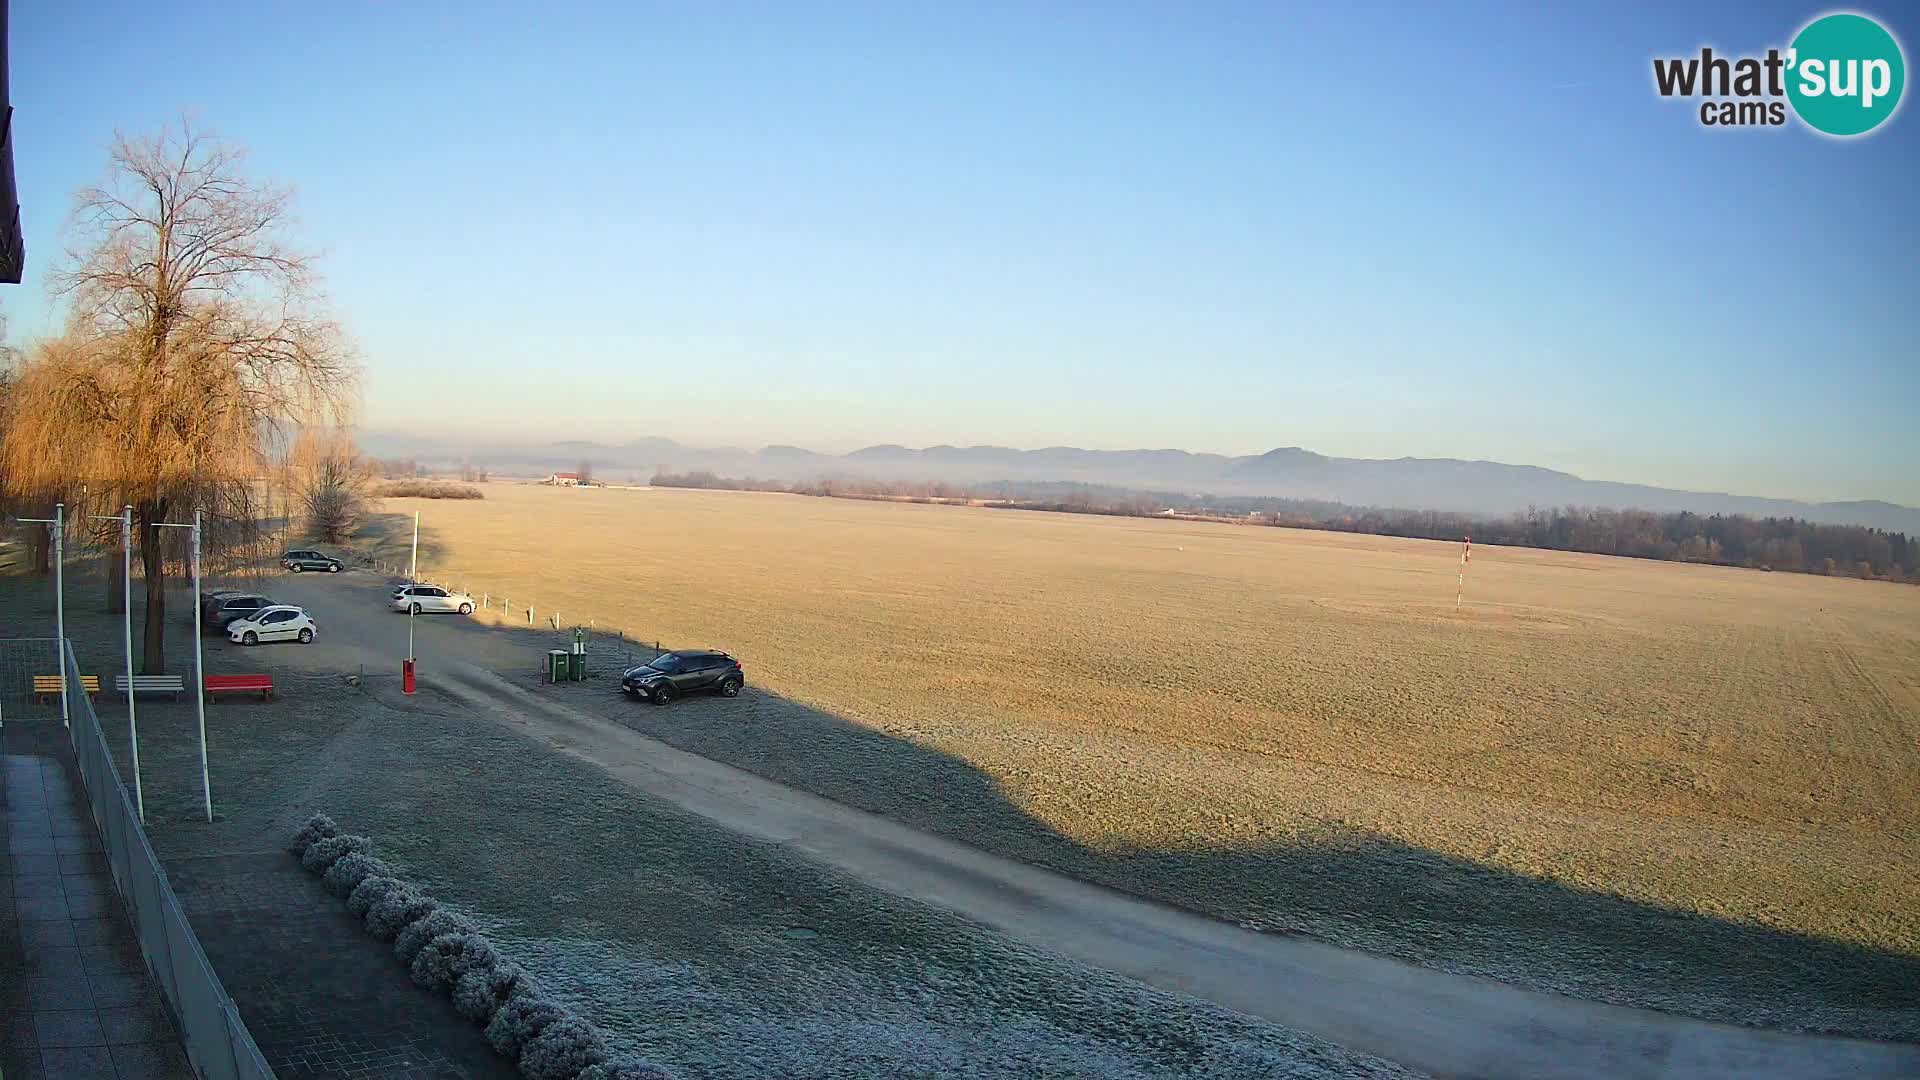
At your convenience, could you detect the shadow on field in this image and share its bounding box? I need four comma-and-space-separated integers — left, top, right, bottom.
24, 551, 1912, 1044
449, 614, 1920, 1043
347, 510, 452, 570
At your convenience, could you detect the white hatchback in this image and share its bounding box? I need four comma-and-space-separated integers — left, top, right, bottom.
228, 605, 317, 646
390, 585, 476, 615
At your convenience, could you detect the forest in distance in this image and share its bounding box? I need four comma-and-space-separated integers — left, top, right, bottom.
649, 471, 1920, 583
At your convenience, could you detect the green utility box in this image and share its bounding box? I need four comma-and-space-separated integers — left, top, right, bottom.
568, 651, 586, 682
547, 650, 569, 683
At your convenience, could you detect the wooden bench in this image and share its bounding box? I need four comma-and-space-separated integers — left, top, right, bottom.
114, 674, 187, 701
204, 673, 274, 701
33, 675, 100, 704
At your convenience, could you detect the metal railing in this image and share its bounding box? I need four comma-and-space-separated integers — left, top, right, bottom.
62, 638, 277, 1080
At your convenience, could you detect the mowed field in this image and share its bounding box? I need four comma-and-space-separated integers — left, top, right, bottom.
369, 483, 1920, 1035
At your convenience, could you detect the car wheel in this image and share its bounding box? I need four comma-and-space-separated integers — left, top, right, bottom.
651, 684, 674, 706
243, 631, 258, 646
298, 628, 314, 644
718, 676, 742, 698
328, 563, 341, 573
410, 602, 422, 615
458, 602, 473, 615
291, 564, 303, 573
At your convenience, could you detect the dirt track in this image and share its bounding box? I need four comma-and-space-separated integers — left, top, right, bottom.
266, 569, 1920, 1080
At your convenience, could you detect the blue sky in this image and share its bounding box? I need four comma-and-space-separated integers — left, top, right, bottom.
8, 1, 1917, 503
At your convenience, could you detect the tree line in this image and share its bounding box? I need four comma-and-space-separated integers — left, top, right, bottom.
650, 472, 1920, 583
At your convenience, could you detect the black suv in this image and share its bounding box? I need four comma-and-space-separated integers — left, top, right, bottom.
203, 593, 275, 631
282, 549, 344, 573
621, 651, 744, 705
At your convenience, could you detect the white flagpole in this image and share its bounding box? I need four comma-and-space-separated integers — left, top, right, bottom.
123, 506, 143, 822
54, 503, 66, 726
149, 512, 216, 821
193, 510, 212, 822
14, 505, 69, 725
1455, 535, 1472, 612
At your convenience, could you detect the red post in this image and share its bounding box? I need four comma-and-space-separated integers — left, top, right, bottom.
402, 658, 416, 695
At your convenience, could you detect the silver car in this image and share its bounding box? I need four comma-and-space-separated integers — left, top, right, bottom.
390, 584, 475, 615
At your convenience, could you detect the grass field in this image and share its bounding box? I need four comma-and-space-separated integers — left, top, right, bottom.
361, 483, 1916, 1035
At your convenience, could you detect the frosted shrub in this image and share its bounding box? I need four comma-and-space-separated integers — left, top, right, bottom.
366, 888, 438, 941
301, 834, 372, 874
484, 993, 566, 1059
455, 963, 532, 1022
323, 853, 389, 899
452, 934, 499, 979
410, 932, 469, 991
347, 875, 403, 918
577, 1061, 676, 1080
518, 1014, 609, 1080
287, 814, 338, 856
396, 909, 477, 965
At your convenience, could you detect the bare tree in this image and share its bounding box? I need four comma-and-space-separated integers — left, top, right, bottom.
0, 119, 354, 672
575, 460, 593, 487
292, 429, 371, 543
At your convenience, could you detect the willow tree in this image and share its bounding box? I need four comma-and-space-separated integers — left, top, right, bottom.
1, 121, 353, 672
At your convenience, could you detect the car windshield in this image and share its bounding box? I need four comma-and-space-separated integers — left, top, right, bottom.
646, 655, 681, 673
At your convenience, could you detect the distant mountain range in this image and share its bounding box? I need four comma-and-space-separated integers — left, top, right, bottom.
356, 431, 1920, 534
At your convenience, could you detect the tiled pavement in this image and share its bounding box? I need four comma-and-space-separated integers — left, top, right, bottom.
2, 718, 193, 1080
166, 853, 518, 1080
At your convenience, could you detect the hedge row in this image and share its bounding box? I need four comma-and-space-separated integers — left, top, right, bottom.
290, 814, 672, 1080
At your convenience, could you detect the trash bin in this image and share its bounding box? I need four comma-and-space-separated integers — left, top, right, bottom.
547, 650, 569, 683
567, 651, 586, 682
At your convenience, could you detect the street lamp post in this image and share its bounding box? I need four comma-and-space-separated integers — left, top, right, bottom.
154, 513, 212, 823
89, 507, 141, 821
11, 504, 67, 725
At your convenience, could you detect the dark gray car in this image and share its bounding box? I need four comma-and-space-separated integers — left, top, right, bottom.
204, 593, 275, 631
621, 651, 744, 705
281, 549, 344, 573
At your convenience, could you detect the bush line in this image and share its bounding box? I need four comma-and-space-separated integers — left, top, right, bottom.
291, 813, 672, 1080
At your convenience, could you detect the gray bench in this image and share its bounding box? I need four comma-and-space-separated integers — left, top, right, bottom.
114, 674, 187, 701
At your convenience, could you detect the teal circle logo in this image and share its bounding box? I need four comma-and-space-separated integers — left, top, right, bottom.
1787, 13, 1906, 136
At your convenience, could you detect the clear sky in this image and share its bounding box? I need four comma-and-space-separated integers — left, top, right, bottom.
7, 2, 1917, 503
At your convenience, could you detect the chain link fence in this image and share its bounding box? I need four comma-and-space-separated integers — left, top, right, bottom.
59, 637, 277, 1080
0, 636, 64, 724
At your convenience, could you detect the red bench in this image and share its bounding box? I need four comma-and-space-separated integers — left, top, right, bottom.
204, 673, 274, 701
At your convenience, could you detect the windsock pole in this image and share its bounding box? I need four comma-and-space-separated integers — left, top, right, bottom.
1456, 535, 1472, 612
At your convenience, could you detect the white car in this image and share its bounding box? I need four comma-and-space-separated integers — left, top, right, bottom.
227, 605, 317, 646
390, 585, 476, 615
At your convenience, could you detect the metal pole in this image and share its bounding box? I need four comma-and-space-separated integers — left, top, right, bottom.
123, 506, 143, 823
193, 510, 212, 822
1455, 535, 1471, 613
410, 511, 419, 577
54, 503, 67, 726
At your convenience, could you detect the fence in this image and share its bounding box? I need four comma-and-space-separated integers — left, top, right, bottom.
356, 555, 675, 663
61, 638, 277, 1080
0, 636, 63, 723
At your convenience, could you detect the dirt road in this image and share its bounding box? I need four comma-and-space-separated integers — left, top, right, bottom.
261, 569, 1920, 1080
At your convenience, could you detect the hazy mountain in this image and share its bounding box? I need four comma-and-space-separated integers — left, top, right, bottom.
354, 430, 1920, 533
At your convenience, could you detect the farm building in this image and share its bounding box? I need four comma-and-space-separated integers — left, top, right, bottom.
545, 472, 580, 487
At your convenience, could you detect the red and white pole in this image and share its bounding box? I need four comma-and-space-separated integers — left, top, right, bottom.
1455, 535, 1472, 612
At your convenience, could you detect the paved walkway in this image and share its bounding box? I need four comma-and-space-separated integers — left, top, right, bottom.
1, 718, 192, 1080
